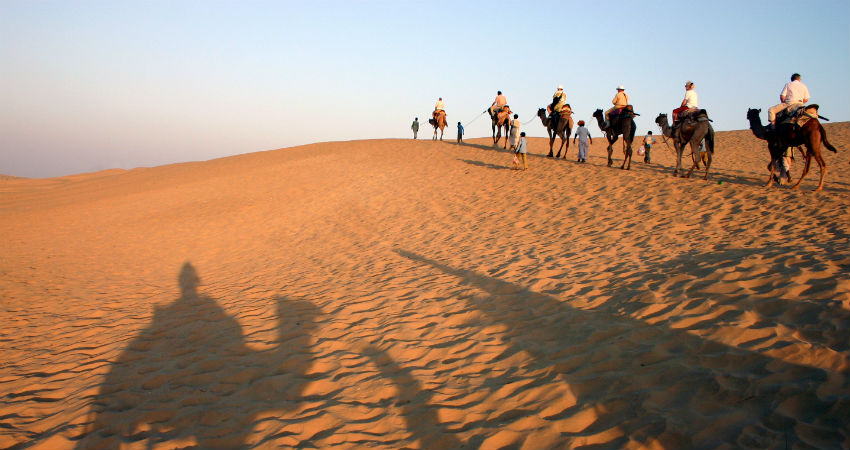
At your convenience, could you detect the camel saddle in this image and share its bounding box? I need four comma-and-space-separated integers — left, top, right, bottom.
560, 105, 574, 129
610, 105, 636, 118
777, 104, 820, 128
677, 108, 711, 123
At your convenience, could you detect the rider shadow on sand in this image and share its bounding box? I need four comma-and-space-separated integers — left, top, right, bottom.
74, 262, 320, 450
394, 248, 848, 449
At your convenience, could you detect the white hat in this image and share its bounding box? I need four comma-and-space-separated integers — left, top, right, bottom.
557, 85, 563, 90
617, 85, 625, 90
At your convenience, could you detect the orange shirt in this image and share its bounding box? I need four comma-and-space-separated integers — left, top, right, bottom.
612, 91, 629, 108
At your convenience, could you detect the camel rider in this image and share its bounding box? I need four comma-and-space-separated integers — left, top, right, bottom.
768, 73, 809, 127
672, 81, 698, 127
489, 91, 508, 116
604, 85, 629, 128
549, 85, 566, 123
433, 97, 445, 120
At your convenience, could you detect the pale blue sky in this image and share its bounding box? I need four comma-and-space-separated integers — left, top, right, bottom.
2, 0, 848, 177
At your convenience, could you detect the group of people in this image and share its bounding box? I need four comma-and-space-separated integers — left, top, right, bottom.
411, 73, 811, 170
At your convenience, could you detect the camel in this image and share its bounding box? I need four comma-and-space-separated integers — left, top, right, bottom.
592, 107, 637, 170
537, 107, 573, 158
747, 108, 793, 186
746, 107, 837, 191
655, 111, 715, 179
429, 110, 447, 141
489, 106, 512, 149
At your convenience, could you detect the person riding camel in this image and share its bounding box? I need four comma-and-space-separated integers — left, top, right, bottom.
549, 85, 567, 124
433, 97, 445, 121
672, 81, 698, 128
768, 73, 810, 127
489, 91, 508, 117
604, 85, 629, 129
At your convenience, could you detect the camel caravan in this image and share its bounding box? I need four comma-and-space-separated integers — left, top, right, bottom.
424, 73, 839, 192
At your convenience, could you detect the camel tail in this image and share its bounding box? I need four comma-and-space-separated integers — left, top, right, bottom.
819, 123, 837, 153
705, 127, 715, 154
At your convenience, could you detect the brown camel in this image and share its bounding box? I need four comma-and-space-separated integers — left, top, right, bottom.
489, 106, 512, 149
537, 106, 573, 158
429, 110, 447, 141
746, 106, 837, 191
655, 111, 715, 179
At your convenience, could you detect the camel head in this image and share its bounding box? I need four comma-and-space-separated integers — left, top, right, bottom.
746, 108, 762, 124
537, 108, 547, 118
655, 113, 669, 127
592, 109, 604, 119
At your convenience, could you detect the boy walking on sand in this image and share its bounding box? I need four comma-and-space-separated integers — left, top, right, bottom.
411, 118, 419, 139
514, 132, 528, 170
643, 131, 656, 163
457, 122, 464, 143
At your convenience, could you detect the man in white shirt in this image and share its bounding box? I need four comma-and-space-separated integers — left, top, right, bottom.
768, 73, 810, 125
672, 81, 698, 125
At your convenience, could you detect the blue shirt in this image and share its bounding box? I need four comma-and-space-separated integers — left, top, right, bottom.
457, 124, 464, 135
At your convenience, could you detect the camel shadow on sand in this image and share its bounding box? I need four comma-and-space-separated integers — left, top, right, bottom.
73, 263, 321, 450
394, 248, 848, 449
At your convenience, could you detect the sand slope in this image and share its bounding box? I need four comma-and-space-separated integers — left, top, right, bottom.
1, 123, 848, 449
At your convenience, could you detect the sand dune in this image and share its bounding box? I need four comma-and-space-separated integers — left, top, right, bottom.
1, 123, 848, 449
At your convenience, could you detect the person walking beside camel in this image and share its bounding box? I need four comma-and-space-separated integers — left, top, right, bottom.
411, 118, 419, 139
509, 114, 521, 150
457, 122, 464, 143
514, 132, 528, 170
643, 131, 656, 163
573, 120, 592, 163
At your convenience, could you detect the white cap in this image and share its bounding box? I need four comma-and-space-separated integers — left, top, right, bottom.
557, 85, 563, 90
617, 85, 625, 90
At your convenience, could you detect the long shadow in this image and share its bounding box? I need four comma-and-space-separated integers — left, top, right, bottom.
73, 263, 320, 450
395, 249, 848, 449
458, 159, 512, 171
363, 346, 466, 450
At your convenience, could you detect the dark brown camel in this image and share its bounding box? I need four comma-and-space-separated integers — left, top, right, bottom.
746, 107, 837, 191
592, 107, 637, 169
429, 110, 447, 141
655, 111, 715, 179
489, 106, 512, 149
537, 107, 573, 158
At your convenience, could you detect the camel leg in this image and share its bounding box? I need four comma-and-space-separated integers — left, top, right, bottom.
703, 152, 712, 180
803, 147, 828, 192
791, 151, 813, 190
765, 158, 778, 188
620, 143, 627, 170
555, 133, 565, 158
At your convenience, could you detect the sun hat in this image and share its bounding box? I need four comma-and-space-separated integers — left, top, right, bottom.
685, 81, 694, 87
617, 85, 625, 90
557, 85, 563, 90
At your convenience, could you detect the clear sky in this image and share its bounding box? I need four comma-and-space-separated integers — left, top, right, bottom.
2, 0, 848, 178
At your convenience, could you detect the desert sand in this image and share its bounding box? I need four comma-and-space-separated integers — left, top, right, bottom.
1, 123, 848, 450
